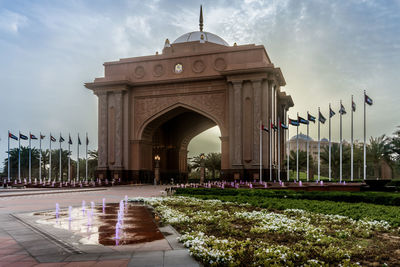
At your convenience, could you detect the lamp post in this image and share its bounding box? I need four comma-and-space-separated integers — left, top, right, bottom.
200, 153, 205, 184
154, 155, 160, 185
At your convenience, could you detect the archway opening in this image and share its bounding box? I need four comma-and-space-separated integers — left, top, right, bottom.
187, 126, 221, 181
141, 106, 219, 183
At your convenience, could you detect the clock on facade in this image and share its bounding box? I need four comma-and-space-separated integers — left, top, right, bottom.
174, 63, 183, 74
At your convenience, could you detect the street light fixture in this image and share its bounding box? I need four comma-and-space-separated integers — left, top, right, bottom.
154, 155, 160, 185
200, 153, 205, 184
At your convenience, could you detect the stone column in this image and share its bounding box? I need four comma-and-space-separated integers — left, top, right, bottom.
97, 91, 108, 169
114, 90, 124, 168
252, 79, 262, 165
232, 81, 243, 166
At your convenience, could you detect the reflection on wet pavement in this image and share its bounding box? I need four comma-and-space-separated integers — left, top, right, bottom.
34, 203, 164, 246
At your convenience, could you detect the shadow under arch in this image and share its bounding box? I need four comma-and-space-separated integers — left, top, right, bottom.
138, 102, 225, 141
137, 103, 223, 183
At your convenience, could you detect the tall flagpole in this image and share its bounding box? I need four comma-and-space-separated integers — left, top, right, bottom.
77, 133, 80, 182
29, 132, 31, 182
351, 95, 354, 181
269, 118, 272, 181
49, 133, 52, 182
39, 133, 42, 182
306, 112, 309, 182
287, 120, 290, 181
318, 107, 321, 181
18, 131, 21, 182
278, 119, 281, 181
364, 90, 366, 180
85, 132, 88, 182
259, 121, 262, 182
8, 131, 10, 182
329, 103, 332, 181
59, 133, 62, 182
340, 100, 343, 183
296, 112, 299, 181
68, 134, 71, 183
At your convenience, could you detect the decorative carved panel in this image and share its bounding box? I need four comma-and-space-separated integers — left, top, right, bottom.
134, 91, 226, 139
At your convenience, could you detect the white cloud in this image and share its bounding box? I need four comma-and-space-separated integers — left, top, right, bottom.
0, 9, 28, 34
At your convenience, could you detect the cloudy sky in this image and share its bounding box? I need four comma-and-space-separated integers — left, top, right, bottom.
1, 0, 399, 166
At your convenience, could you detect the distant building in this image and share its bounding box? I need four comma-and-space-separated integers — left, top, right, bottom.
288, 133, 334, 161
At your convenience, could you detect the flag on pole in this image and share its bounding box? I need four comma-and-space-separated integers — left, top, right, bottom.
261, 125, 269, 132
289, 118, 299, 126
30, 134, 38, 140
271, 122, 278, 131
329, 107, 336, 118
19, 133, 28, 140
280, 122, 288, 129
298, 116, 309, 124
319, 112, 326, 124
9, 132, 18, 140
68, 135, 73, 145
352, 100, 356, 112
78, 135, 82, 145
40, 134, 45, 139
51, 135, 56, 142
308, 113, 316, 123
59, 135, 65, 142
339, 104, 347, 115
86, 135, 89, 146
365, 94, 373, 105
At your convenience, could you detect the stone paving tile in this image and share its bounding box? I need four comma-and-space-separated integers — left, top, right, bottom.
34, 254, 69, 263
33, 263, 68, 267
1, 261, 38, 267
164, 250, 200, 267
91, 259, 129, 267
128, 251, 164, 267
62, 261, 97, 267
0, 254, 33, 262
97, 253, 132, 261
63, 254, 102, 262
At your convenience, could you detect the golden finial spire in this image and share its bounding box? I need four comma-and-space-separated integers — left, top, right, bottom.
199, 5, 203, 32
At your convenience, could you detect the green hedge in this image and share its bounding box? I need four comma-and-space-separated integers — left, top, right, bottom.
175, 188, 400, 206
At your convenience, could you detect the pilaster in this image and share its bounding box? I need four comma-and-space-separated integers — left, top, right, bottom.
232, 80, 243, 166
96, 91, 108, 169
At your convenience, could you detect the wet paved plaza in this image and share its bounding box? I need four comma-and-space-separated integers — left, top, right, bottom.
0, 185, 200, 267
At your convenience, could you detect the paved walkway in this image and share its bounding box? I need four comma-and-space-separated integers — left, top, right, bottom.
0, 185, 200, 267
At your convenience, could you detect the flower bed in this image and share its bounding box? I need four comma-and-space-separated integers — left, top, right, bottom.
176, 188, 400, 227
130, 196, 400, 266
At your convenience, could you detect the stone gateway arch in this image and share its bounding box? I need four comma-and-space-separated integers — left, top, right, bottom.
85, 11, 293, 183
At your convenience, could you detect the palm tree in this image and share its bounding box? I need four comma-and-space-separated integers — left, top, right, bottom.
367, 135, 391, 178
287, 150, 311, 172
189, 153, 221, 179
49, 149, 71, 181
3, 146, 39, 179
320, 143, 350, 179
205, 153, 221, 179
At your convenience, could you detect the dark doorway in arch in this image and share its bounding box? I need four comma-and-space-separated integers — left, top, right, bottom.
142, 106, 219, 184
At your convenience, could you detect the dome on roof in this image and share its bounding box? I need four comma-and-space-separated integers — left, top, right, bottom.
173, 31, 229, 46
290, 133, 314, 141
321, 138, 329, 142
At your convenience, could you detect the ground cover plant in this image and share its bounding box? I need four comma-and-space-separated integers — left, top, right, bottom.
131, 196, 400, 266
176, 188, 400, 227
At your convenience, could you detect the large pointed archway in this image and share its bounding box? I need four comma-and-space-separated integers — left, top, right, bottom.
139, 105, 219, 183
